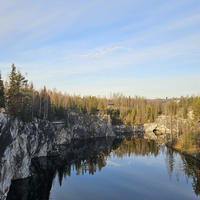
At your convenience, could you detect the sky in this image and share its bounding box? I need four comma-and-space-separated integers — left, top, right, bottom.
0, 0, 200, 98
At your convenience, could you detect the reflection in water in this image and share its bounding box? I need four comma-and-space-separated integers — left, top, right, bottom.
165, 147, 200, 196
7, 137, 200, 200
7, 137, 116, 200
112, 138, 159, 158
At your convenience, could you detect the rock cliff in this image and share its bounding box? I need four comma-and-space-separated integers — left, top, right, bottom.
113, 115, 189, 144
0, 110, 116, 200
0, 109, 159, 200
113, 123, 157, 140
6, 137, 116, 200
0, 110, 59, 200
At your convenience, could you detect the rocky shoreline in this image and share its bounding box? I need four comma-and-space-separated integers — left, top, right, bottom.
166, 143, 200, 162
0, 109, 190, 200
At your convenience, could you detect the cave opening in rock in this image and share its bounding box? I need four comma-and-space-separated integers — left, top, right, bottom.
153, 129, 157, 134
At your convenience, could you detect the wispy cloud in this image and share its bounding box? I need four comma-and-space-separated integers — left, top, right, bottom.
107, 161, 121, 167
0, 0, 200, 98
147, 162, 152, 166
106, 46, 131, 52
107, 160, 133, 167
63, 46, 131, 59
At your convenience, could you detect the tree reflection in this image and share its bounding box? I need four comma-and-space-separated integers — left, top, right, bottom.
112, 138, 159, 158
7, 137, 200, 200
165, 148, 175, 180
165, 147, 200, 196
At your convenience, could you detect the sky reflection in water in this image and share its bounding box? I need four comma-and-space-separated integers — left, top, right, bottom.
49, 139, 200, 200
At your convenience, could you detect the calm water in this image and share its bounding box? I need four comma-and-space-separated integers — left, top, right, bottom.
7, 137, 200, 200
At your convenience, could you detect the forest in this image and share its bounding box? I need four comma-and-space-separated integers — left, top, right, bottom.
0, 64, 200, 124
1, 64, 200, 151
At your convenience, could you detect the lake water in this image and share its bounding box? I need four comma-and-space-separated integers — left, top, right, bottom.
7, 137, 200, 200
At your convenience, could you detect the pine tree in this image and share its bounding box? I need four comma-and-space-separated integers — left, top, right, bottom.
131, 108, 136, 125
193, 98, 200, 121
149, 109, 154, 123
67, 97, 73, 110
50, 99, 56, 120
7, 64, 20, 116
183, 106, 187, 119
97, 100, 104, 113
145, 105, 150, 121
7, 64, 27, 118
58, 98, 64, 119
21, 84, 31, 122
0, 71, 5, 108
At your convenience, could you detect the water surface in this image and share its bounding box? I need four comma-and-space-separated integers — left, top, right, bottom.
7, 137, 200, 200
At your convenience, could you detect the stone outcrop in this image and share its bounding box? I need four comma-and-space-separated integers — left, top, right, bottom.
154, 115, 189, 144
113, 123, 157, 140
66, 112, 115, 139
0, 110, 116, 200
5, 137, 133, 200
1, 109, 174, 199
0, 110, 59, 200
1, 105, 195, 200
112, 115, 189, 144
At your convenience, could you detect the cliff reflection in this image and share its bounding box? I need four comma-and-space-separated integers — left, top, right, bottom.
111, 138, 159, 158
55, 138, 160, 185
7, 137, 200, 200
165, 148, 200, 196
7, 137, 116, 200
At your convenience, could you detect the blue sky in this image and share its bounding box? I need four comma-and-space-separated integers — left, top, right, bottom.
0, 0, 200, 98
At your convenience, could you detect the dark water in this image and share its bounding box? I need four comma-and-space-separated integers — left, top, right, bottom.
7, 137, 200, 200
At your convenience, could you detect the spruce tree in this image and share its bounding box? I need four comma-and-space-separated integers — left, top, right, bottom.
50, 99, 56, 120
183, 106, 187, 119
0, 71, 5, 108
7, 64, 19, 116
149, 109, 154, 122
59, 98, 64, 119
7, 64, 26, 117
193, 98, 200, 121
97, 100, 104, 113
21, 83, 31, 122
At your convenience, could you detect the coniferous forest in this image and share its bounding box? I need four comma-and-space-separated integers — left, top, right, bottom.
1, 64, 200, 125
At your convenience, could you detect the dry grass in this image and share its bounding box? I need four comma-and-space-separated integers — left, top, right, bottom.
171, 135, 200, 154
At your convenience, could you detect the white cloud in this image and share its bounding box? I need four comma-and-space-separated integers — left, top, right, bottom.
107, 160, 133, 167
0, 0, 199, 99
106, 46, 123, 52
63, 46, 131, 59
107, 161, 121, 167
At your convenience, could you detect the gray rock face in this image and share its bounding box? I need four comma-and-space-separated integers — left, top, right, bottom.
6, 137, 119, 200
113, 123, 157, 140
112, 115, 189, 144
154, 115, 189, 144
67, 113, 115, 139
0, 111, 115, 199
0, 113, 59, 199
0, 110, 184, 199
55, 128, 71, 144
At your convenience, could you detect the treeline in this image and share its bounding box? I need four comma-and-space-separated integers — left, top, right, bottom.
112, 138, 159, 158
106, 94, 200, 125
0, 64, 109, 122
0, 64, 200, 124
